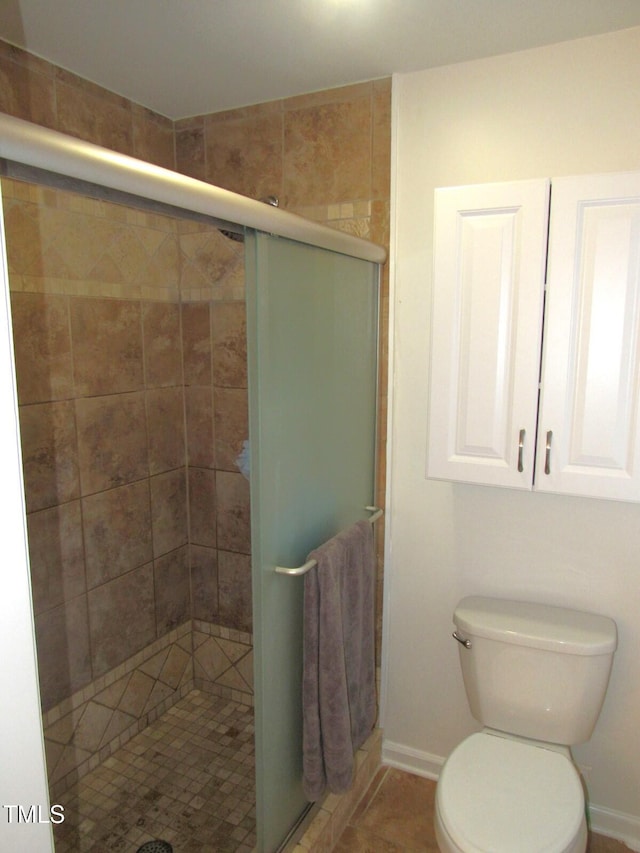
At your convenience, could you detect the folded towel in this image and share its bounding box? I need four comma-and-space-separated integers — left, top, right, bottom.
302, 519, 377, 801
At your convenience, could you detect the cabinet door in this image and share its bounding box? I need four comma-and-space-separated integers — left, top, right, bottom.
428, 180, 549, 487
536, 172, 640, 500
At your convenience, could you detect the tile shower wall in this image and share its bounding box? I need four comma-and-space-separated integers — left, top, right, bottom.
1, 34, 390, 666
5, 177, 188, 709
0, 40, 175, 168
180, 219, 253, 694
1, 41, 391, 840
175, 81, 391, 664
2, 176, 252, 794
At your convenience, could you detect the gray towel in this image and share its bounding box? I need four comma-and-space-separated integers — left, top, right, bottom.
302, 519, 377, 801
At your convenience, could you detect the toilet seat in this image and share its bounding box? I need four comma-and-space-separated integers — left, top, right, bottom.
436, 732, 586, 853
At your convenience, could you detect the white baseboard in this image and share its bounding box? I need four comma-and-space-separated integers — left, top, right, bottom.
381, 738, 443, 781
589, 804, 640, 852
382, 738, 640, 852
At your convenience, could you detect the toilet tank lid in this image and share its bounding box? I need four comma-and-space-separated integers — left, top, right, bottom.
454, 597, 617, 655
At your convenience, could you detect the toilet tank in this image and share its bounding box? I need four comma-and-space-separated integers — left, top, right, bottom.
453, 597, 617, 745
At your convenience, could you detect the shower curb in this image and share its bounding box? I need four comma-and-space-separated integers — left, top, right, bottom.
284, 726, 383, 852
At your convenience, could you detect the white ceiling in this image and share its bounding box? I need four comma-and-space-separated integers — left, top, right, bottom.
2, 0, 640, 120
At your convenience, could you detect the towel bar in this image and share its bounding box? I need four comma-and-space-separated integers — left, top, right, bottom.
274, 506, 383, 576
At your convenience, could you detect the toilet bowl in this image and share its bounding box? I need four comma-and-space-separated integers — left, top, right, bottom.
434, 596, 617, 853
434, 732, 587, 853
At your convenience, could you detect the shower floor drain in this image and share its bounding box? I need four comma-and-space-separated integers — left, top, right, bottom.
136, 842, 173, 853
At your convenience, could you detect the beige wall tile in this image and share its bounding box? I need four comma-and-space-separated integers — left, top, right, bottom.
190, 545, 218, 622
214, 386, 249, 471
142, 678, 175, 715
149, 468, 188, 557
154, 546, 190, 634
211, 300, 247, 388
284, 96, 372, 207
146, 386, 186, 475
157, 642, 191, 689
142, 301, 183, 388
193, 634, 234, 682
207, 99, 283, 123
48, 741, 92, 786
105, 226, 163, 286
70, 297, 144, 396
215, 655, 252, 693
93, 674, 129, 710
176, 124, 206, 181
0, 48, 56, 129
372, 80, 392, 202
76, 392, 148, 495
217, 550, 252, 633
72, 700, 114, 752
35, 594, 92, 710
139, 646, 170, 680
3, 196, 49, 277
36, 207, 120, 284
82, 480, 153, 588
10, 292, 73, 404
180, 227, 243, 295
27, 501, 86, 614
151, 232, 182, 292
185, 384, 215, 468
205, 111, 283, 200
189, 467, 217, 547
174, 115, 206, 131
235, 648, 254, 692
99, 707, 138, 748
19, 400, 80, 512
55, 75, 133, 155
216, 470, 251, 554
87, 564, 156, 677
132, 103, 175, 169
182, 301, 212, 384
284, 81, 373, 112
117, 670, 155, 718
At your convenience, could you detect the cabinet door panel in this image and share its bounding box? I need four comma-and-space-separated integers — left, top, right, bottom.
537, 172, 640, 500
428, 180, 549, 487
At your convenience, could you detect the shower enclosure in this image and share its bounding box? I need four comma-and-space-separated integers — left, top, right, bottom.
0, 113, 384, 853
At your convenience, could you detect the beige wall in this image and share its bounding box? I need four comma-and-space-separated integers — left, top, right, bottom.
386, 27, 640, 848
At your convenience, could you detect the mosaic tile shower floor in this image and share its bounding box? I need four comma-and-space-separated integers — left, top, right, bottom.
52, 690, 255, 853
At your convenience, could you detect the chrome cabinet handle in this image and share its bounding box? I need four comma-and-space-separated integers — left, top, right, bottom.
452, 631, 471, 649
517, 428, 525, 473
545, 430, 553, 475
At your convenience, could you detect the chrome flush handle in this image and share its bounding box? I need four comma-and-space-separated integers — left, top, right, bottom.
545, 430, 553, 475
517, 428, 525, 473
452, 631, 472, 649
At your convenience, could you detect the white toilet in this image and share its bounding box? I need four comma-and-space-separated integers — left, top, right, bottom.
435, 596, 617, 853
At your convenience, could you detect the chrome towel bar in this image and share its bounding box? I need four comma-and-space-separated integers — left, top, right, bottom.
274, 506, 384, 576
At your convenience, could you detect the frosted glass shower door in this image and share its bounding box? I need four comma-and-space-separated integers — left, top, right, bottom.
246, 232, 379, 853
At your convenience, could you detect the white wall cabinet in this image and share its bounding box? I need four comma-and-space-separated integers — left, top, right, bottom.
427, 171, 640, 501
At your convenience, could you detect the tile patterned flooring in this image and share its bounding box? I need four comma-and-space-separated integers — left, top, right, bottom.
333, 766, 634, 853
49, 695, 633, 853
52, 690, 255, 853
